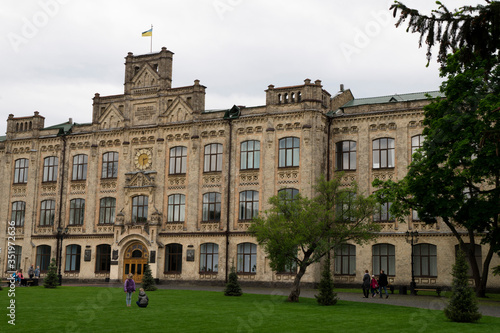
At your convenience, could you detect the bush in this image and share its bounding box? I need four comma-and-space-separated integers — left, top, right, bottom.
224, 267, 242, 296
142, 262, 157, 291
43, 258, 59, 288
315, 257, 338, 306
444, 250, 481, 322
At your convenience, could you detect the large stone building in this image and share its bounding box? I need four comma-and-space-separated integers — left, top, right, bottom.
1, 47, 498, 289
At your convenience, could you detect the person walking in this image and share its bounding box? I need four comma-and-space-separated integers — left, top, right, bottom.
28, 265, 35, 279
136, 288, 149, 308
370, 275, 379, 297
35, 266, 40, 279
378, 270, 389, 299
362, 270, 371, 298
124, 274, 136, 307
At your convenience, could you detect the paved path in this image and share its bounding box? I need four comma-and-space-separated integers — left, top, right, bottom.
67, 283, 500, 318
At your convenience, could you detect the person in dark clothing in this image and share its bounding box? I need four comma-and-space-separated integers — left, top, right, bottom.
378, 270, 389, 298
136, 288, 149, 308
362, 270, 371, 298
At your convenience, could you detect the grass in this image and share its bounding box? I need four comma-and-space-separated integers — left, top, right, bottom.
1, 286, 499, 332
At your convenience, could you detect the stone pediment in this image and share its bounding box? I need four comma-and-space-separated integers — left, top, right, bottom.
98, 104, 125, 129
132, 65, 159, 90
125, 171, 157, 188
161, 97, 193, 123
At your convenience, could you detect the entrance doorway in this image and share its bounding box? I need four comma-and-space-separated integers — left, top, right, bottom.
123, 242, 149, 283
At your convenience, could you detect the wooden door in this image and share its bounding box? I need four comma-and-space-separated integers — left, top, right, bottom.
122, 242, 149, 283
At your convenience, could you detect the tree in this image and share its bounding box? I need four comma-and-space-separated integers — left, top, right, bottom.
315, 257, 338, 306
391, 1, 500, 70
444, 250, 482, 322
250, 174, 379, 302
43, 258, 59, 288
373, 50, 500, 297
141, 262, 157, 291
224, 266, 243, 296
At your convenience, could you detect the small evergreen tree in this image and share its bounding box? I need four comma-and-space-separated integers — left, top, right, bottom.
315, 257, 337, 306
224, 267, 242, 296
141, 262, 157, 291
444, 250, 482, 322
43, 258, 59, 288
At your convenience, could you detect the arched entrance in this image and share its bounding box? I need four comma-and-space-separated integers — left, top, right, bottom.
123, 242, 149, 282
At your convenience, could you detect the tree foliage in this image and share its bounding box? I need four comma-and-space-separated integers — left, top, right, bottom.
373, 50, 500, 297
141, 262, 157, 291
444, 250, 482, 322
43, 258, 59, 288
250, 174, 379, 302
315, 257, 338, 306
391, 1, 500, 69
224, 266, 243, 296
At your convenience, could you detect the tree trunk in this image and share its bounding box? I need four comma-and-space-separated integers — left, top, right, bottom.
288, 265, 307, 302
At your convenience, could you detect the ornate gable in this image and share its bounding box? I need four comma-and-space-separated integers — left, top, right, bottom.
125, 171, 157, 188
98, 104, 125, 129
132, 65, 160, 90
161, 96, 194, 123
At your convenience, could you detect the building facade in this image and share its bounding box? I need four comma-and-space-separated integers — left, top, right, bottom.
1, 47, 499, 289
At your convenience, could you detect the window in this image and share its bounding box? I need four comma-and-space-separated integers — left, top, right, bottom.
40, 200, 55, 226
455, 244, 482, 277
412, 210, 420, 221
99, 197, 116, 224
42, 156, 58, 182
237, 243, 257, 274
167, 194, 185, 222
336, 191, 356, 222
240, 140, 260, 170
102, 152, 119, 179
336, 141, 357, 171
278, 188, 299, 202
239, 191, 259, 221
200, 243, 218, 273
374, 201, 394, 222
36, 245, 51, 273
334, 244, 356, 275
411, 135, 425, 158
202, 192, 221, 222
372, 138, 395, 169
204, 143, 223, 172
95, 244, 111, 273
14, 158, 29, 184
11, 245, 22, 270
413, 244, 437, 277
279, 137, 300, 167
72, 154, 88, 181
69, 199, 85, 225
11, 201, 26, 227
169, 146, 187, 174
165, 243, 183, 273
132, 196, 148, 223
65, 244, 81, 272
372, 244, 396, 276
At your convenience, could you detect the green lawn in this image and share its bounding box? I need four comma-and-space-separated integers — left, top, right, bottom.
1, 286, 499, 332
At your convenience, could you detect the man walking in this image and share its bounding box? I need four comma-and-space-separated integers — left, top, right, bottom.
378, 270, 389, 298
362, 270, 371, 298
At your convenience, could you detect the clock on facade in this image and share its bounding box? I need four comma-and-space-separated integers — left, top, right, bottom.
134, 149, 152, 170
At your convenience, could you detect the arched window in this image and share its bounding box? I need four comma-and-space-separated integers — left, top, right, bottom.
36, 245, 51, 272
239, 191, 259, 221
334, 244, 356, 275
279, 137, 300, 167
372, 243, 396, 276
278, 188, 299, 202
413, 244, 437, 277
165, 243, 183, 273
336, 141, 356, 171
169, 146, 187, 174
240, 140, 260, 170
95, 244, 111, 273
65, 245, 81, 272
11, 201, 26, 227
200, 243, 218, 273
237, 243, 257, 274
132, 195, 148, 223
14, 158, 29, 184
202, 192, 221, 222
167, 194, 186, 222
204, 143, 223, 172
42, 156, 58, 182
99, 197, 116, 224
69, 199, 85, 225
372, 138, 395, 169
72, 154, 88, 180
102, 152, 119, 179
40, 200, 55, 226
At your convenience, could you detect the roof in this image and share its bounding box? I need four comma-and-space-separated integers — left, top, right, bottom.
342, 91, 443, 108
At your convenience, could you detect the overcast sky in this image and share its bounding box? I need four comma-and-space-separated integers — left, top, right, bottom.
0, 0, 480, 136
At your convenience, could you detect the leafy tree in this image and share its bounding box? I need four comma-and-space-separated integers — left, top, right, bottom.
250, 174, 379, 302
373, 50, 500, 297
141, 262, 157, 291
224, 266, 243, 296
391, 1, 500, 70
315, 257, 338, 306
444, 250, 482, 322
43, 258, 59, 288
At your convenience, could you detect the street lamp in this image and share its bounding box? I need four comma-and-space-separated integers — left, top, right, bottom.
57, 226, 69, 286
405, 230, 419, 295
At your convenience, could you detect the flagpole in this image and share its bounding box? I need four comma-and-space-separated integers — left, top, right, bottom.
150, 24, 153, 53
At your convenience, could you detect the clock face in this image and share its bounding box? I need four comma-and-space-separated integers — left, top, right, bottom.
135, 149, 152, 170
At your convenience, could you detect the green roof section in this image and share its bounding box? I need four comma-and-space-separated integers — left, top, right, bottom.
0, 135, 6, 142
42, 121, 74, 135
342, 91, 443, 108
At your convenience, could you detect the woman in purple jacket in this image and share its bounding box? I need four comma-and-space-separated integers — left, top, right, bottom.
124, 274, 136, 307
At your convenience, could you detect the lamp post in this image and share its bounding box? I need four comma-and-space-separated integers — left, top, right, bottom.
57, 227, 69, 286
405, 230, 419, 295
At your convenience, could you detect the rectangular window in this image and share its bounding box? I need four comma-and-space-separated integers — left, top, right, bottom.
372, 138, 395, 169
336, 141, 356, 171
43, 156, 58, 182
14, 158, 29, 184
240, 140, 260, 170
102, 152, 119, 179
169, 146, 187, 174
40, 200, 55, 226
65, 245, 81, 272
11, 201, 26, 227
69, 199, 85, 225
204, 144, 223, 172
99, 197, 116, 224
72, 154, 88, 181
278, 137, 300, 167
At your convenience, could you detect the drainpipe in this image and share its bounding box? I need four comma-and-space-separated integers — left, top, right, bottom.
225, 119, 233, 283
56, 133, 67, 285
326, 114, 332, 181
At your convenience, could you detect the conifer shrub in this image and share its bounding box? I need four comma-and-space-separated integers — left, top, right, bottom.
224, 267, 242, 296
142, 262, 158, 291
43, 258, 59, 288
315, 258, 338, 306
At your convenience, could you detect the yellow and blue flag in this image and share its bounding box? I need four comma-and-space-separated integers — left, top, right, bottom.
142, 28, 152, 37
